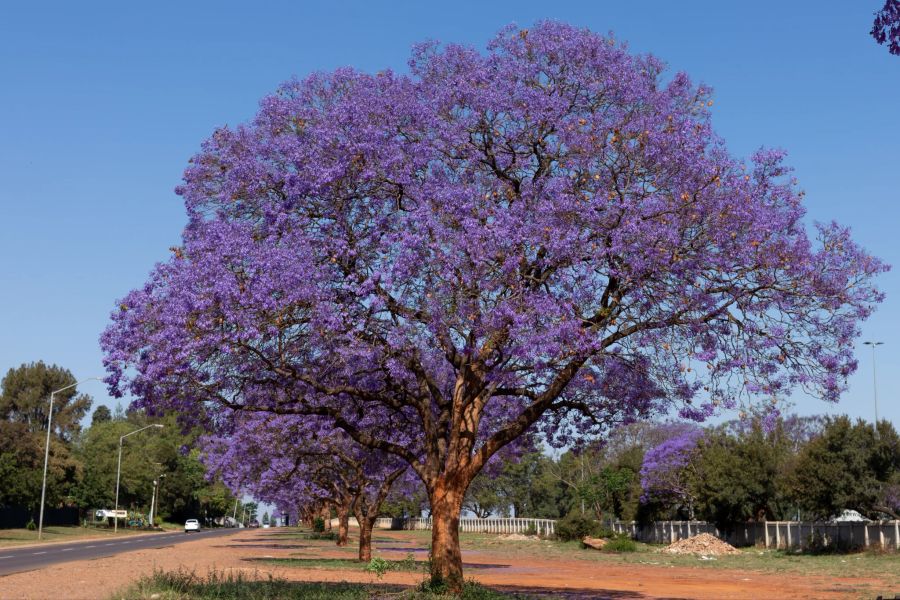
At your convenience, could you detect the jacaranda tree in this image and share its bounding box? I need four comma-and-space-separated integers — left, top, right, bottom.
639, 425, 704, 519
102, 22, 886, 589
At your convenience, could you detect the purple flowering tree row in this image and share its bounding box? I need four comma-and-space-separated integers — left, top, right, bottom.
202, 411, 414, 561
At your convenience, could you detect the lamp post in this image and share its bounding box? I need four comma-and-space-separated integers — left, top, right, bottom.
38, 376, 101, 540
114, 424, 163, 533
149, 473, 166, 528
863, 341, 884, 437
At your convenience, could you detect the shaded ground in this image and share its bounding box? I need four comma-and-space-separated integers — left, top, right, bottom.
0, 526, 897, 599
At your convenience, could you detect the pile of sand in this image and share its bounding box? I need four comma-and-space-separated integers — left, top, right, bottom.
661, 533, 741, 556
499, 533, 539, 541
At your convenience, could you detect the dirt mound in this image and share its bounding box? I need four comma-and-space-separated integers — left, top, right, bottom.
498, 533, 539, 541
662, 533, 740, 556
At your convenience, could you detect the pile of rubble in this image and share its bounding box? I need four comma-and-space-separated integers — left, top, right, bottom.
661, 533, 741, 556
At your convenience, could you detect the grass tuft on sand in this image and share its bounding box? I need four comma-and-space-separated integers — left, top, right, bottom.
112, 568, 534, 599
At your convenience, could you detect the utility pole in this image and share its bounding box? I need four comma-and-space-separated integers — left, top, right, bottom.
863, 341, 883, 438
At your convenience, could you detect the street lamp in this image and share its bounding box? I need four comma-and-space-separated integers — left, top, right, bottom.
38, 376, 101, 540
149, 473, 166, 528
863, 341, 884, 437
114, 424, 163, 533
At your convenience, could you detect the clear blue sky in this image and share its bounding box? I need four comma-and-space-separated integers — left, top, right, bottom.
1, 1, 897, 429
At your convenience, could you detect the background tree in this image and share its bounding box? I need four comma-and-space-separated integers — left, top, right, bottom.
688, 419, 793, 531
639, 427, 704, 519
494, 451, 566, 519
550, 445, 635, 521
380, 487, 428, 519
72, 410, 237, 523
1, 362, 92, 441
463, 472, 505, 518
102, 22, 885, 589
789, 417, 900, 520
0, 421, 45, 508
0, 362, 91, 511
91, 405, 112, 426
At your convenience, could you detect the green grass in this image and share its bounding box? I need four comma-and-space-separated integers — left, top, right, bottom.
247, 527, 899, 587
264, 530, 395, 544
252, 555, 424, 573
112, 569, 376, 599
451, 531, 899, 579
0, 525, 163, 547
111, 569, 532, 599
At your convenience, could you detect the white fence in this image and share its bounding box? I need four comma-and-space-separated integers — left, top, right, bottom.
609, 520, 900, 550
372, 516, 899, 550
374, 517, 556, 536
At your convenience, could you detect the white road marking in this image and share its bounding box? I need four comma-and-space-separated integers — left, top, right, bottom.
0, 555, 13, 559
31, 551, 47, 555
85, 545, 96, 548
61, 548, 72, 552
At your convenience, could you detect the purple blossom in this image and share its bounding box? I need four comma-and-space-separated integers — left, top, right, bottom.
639, 425, 704, 514
872, 0, 900, 55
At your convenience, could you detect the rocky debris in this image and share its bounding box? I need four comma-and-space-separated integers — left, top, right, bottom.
661, 533, 740, 556
582, 536, 608, 550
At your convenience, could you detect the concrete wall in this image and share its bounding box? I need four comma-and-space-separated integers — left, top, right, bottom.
608, 520, 900, 550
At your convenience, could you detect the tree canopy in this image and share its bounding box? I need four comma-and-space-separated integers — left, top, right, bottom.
102, 22, 885, 588
1, 361, 92, 441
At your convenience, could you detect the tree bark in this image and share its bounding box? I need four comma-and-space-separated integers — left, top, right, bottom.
428, 480, 466, 592
358, 516, 377, 562
321, 506, 332, 531
336, 503, 350, 546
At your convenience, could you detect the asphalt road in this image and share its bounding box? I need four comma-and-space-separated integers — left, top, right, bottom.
0, 528, 238, 576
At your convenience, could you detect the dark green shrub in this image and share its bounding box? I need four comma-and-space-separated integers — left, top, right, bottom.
25, 519, 36, 531
603, 533, 637, 552
595, 525, 616, 539
555, 511, 602, 541
312, 517, 325, 532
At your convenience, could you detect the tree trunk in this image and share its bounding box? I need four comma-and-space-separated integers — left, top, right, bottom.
336, 504, 350, 546
428, 481, 466, 592
358, 516, 376, 562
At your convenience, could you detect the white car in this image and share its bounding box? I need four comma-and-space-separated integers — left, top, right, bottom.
184, 519, 201, 533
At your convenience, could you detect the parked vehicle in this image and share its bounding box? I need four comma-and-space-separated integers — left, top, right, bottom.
248, 519, 260, 528
184, 518, 201, 533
